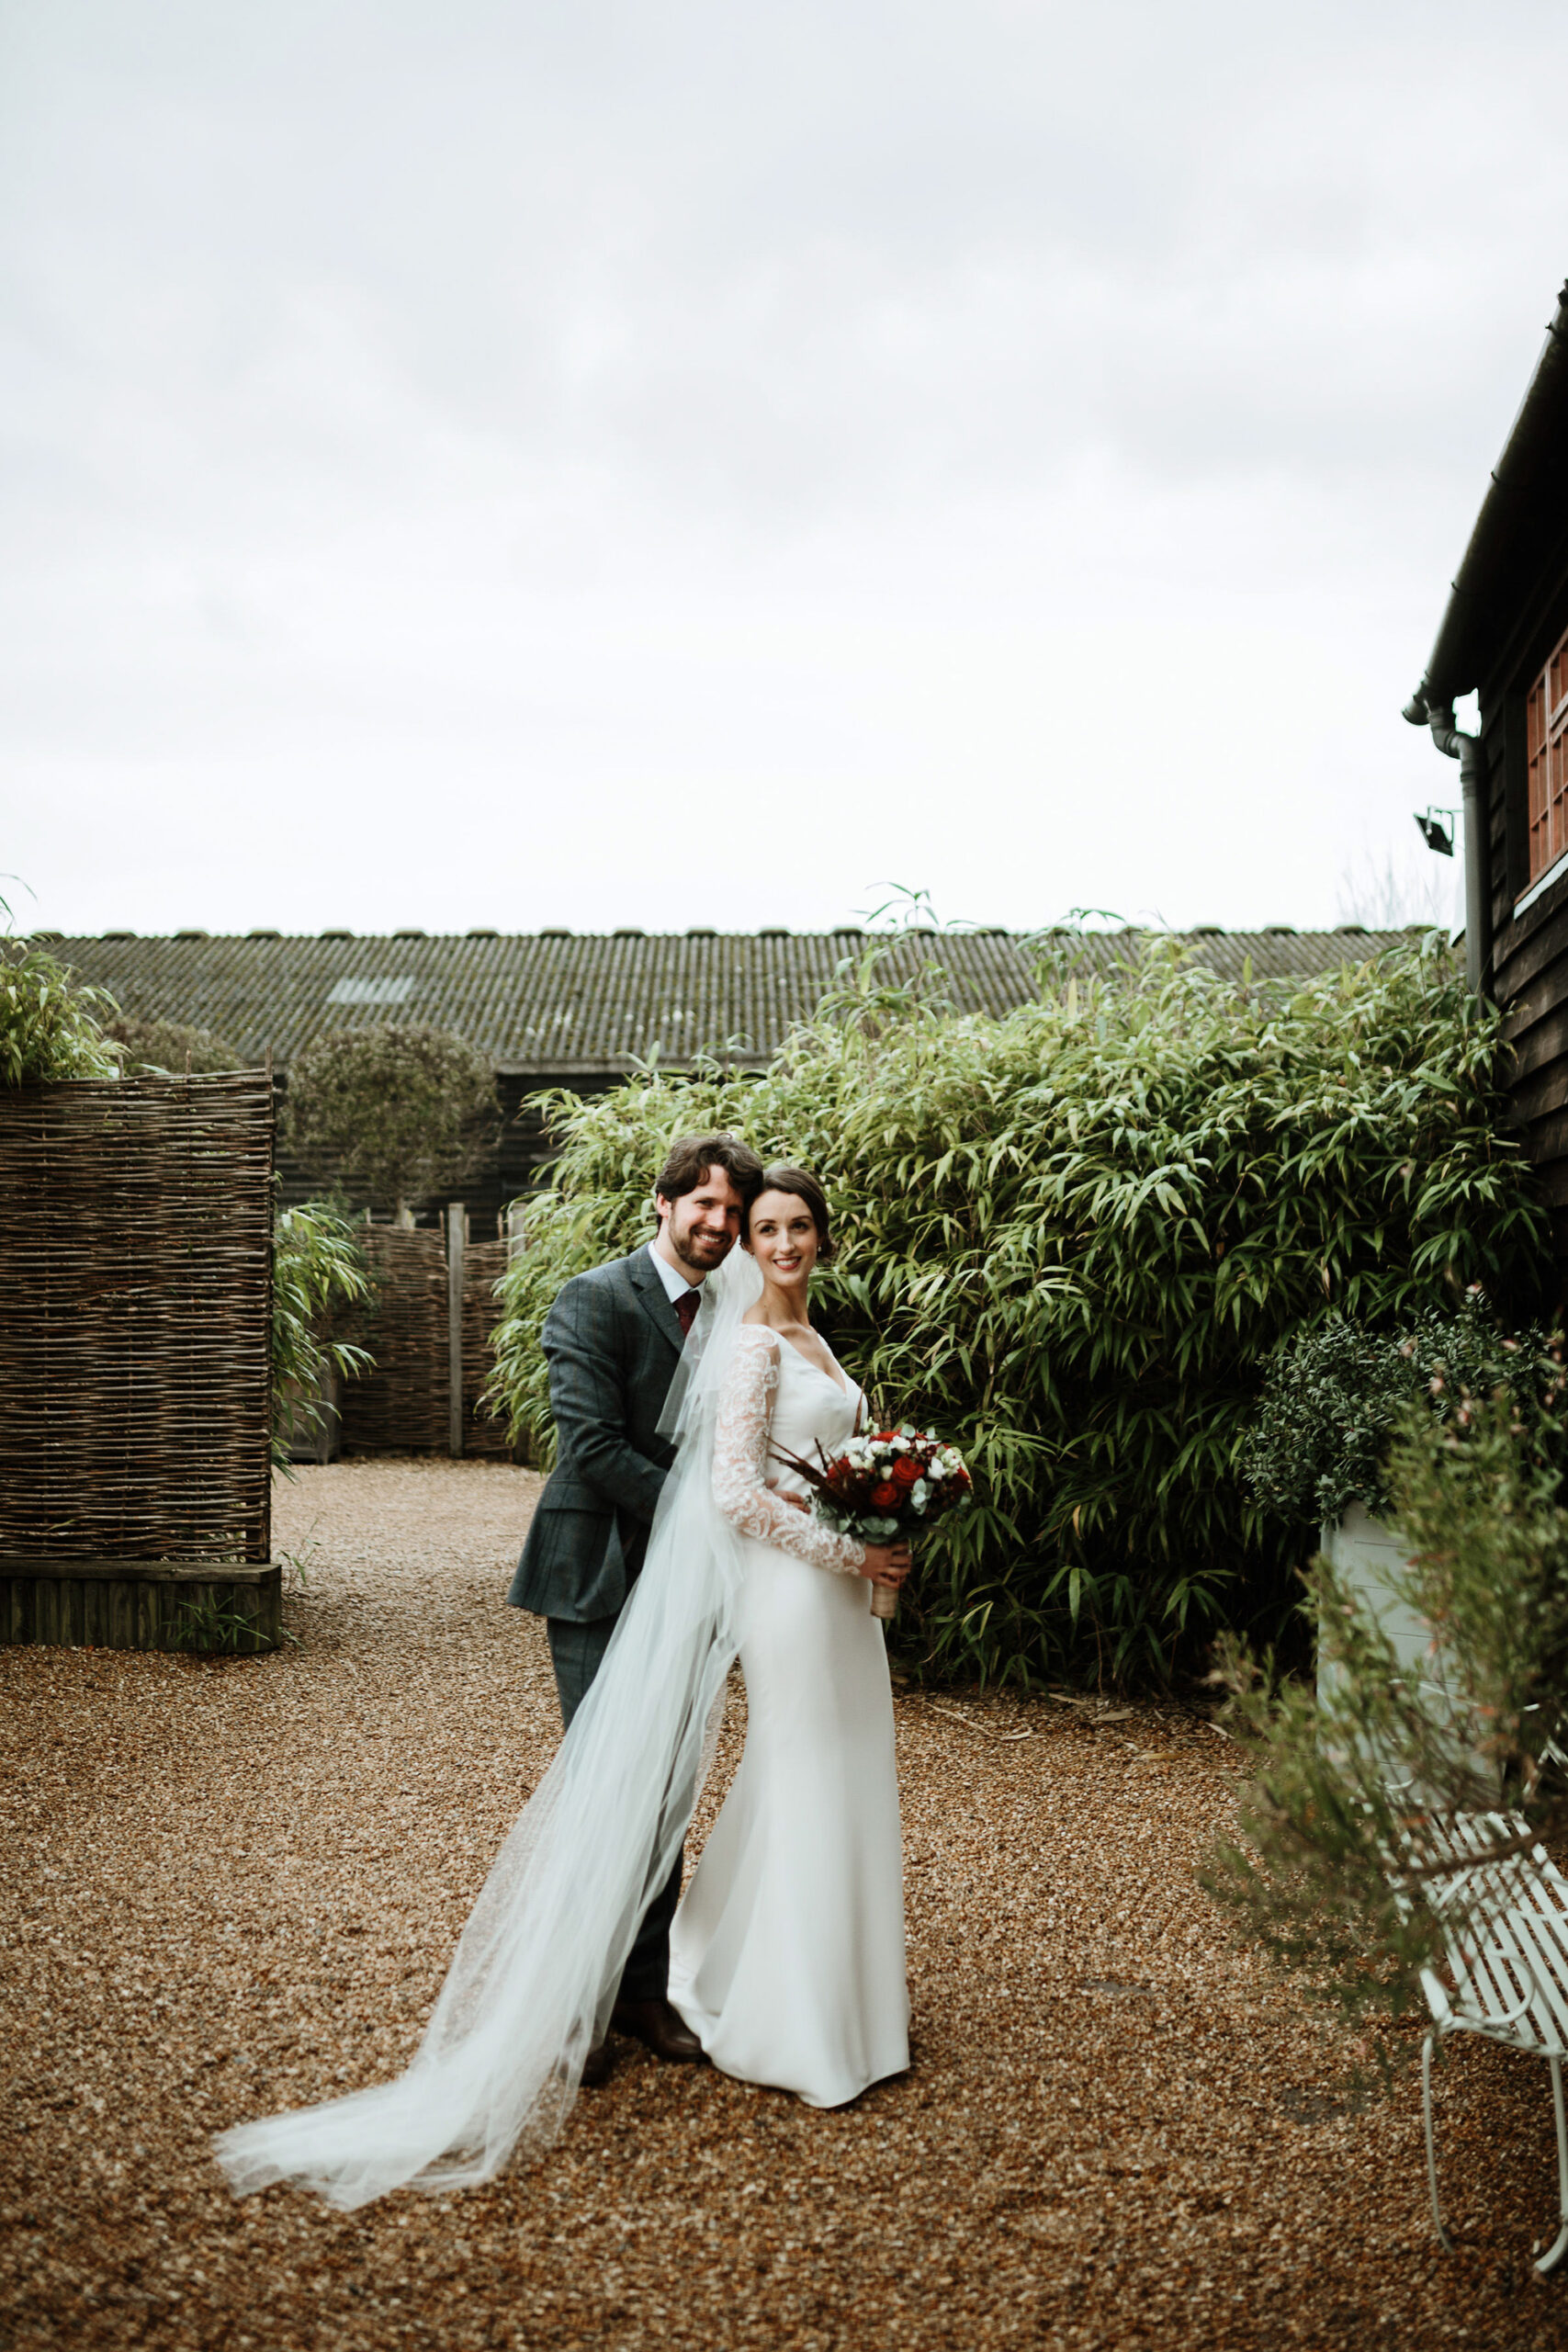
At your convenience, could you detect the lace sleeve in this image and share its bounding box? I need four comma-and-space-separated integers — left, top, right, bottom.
713, 1330, 868, 1576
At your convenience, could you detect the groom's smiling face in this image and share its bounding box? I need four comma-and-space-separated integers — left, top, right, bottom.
655, 1167, 746, 1280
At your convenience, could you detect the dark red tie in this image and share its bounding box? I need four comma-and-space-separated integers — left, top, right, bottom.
675, 1288, 700, 1339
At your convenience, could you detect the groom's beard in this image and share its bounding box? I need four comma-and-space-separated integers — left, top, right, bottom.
668, 1224, 734, 1279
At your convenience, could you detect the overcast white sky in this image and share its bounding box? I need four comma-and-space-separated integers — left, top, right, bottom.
4, 0, 1566, 940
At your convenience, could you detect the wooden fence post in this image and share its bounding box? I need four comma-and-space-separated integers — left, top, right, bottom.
447, 1202, 466, 1458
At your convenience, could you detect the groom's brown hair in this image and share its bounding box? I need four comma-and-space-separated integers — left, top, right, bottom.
653, 1131, 764, 1214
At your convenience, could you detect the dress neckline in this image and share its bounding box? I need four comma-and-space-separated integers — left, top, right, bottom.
779, 1336, 850, 1396
739, 1320, 851, 1397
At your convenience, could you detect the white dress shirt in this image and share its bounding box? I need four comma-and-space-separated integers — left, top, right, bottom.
646, 1238, 704, 1306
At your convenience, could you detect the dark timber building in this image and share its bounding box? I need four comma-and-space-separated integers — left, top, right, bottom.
1405, 278, 1568, 1298
46, 924, 1426, 1235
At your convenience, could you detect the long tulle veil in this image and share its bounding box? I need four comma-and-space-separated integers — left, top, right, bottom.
214, 1249, 762, 2210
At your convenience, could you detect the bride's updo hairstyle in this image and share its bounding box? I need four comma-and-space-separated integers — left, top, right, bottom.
748, 1163, 835, 1263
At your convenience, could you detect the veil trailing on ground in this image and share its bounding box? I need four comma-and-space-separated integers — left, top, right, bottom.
214, 1250, 763, 2211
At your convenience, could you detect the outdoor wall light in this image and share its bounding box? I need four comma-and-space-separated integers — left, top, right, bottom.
1415, 808, 1456, 856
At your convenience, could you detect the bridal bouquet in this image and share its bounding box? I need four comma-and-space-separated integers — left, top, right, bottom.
774, 1424, 972, 1620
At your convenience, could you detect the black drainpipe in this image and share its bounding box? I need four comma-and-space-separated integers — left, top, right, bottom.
1402, 690, 1489, 997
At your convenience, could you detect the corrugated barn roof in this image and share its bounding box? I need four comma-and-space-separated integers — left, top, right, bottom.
39, 926, 1430, 1074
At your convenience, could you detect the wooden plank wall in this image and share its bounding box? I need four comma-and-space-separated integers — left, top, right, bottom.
0, 1560, 281, 1651
1494, 855, 1568, 1296
1483, 583, 1568, 1310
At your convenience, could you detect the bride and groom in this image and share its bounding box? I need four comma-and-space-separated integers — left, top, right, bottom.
218, 1133, 913, 2208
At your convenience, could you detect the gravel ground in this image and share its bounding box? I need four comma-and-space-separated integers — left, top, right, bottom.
3, 1458, 1564, 2351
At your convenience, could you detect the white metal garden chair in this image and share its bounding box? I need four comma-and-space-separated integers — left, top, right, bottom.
1329, 1532, 1568, 2272
1398, 1795, 1568, 2276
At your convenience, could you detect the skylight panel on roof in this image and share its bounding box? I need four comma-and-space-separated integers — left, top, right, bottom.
326, 977, 415, 1006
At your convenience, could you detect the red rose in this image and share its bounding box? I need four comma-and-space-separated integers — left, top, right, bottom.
891, 1455, 922, 1487
871, 1482, 899, 1510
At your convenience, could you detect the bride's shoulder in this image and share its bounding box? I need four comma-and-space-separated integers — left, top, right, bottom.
725, 1322, 782, 1402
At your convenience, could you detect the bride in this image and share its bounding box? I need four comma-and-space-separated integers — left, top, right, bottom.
216, 1163, 910, 2207
671, 1165, 909, 2103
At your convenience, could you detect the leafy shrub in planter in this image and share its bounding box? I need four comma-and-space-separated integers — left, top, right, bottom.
1242, 1294, 1568, 1527
489, 933, 1550, 1687
1206, 1390, 1568, 2042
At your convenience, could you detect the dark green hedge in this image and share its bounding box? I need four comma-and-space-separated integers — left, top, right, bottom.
489, 936, 1551, 1686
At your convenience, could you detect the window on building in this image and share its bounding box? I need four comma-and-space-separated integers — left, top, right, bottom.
1527, 623, 1568, 882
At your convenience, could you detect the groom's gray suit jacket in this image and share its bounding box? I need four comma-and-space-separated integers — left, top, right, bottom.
506, 1247, 686, 1623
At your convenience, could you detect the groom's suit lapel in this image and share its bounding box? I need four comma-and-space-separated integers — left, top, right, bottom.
623, 1247, 686, 1358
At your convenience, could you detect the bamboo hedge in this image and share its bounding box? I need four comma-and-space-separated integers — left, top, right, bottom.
489, 935, 1551, 1686
272, 1202, 373, 1468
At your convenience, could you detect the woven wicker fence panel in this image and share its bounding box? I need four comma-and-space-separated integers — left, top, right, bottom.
338, 1227, 448, 1453
0, 1074, 274, 1561
463, 1239, 513, 1456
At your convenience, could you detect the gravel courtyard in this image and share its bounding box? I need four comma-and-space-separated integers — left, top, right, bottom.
2, 1459, 1563, 2350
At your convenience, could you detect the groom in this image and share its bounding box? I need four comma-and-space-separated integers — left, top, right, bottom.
506, 1130, 764, 2081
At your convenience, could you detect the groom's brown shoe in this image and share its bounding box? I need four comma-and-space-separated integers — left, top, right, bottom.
580, 2040, 616, 2087
610, 1997, 706, 2064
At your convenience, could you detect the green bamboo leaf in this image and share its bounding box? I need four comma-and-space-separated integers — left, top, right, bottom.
483, 931, 1547, 1690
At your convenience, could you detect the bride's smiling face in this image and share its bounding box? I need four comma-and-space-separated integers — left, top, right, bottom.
746, 1191, 819, 1284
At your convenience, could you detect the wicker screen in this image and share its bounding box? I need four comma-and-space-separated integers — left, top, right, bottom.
334, 1227, 517, 1457
0, 1073, 274, 1561
337, 1227, 449, 1453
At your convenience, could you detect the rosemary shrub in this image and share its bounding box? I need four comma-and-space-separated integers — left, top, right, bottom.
1242, 1295, 1567, 1527
488, 935, 1550, 1685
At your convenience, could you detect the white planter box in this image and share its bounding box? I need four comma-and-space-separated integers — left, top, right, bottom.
1317, 1500, 1436, 1704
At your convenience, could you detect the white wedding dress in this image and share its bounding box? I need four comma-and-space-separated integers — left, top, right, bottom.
670, 1326, 910, 2107
213, 1260, 906, 2210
